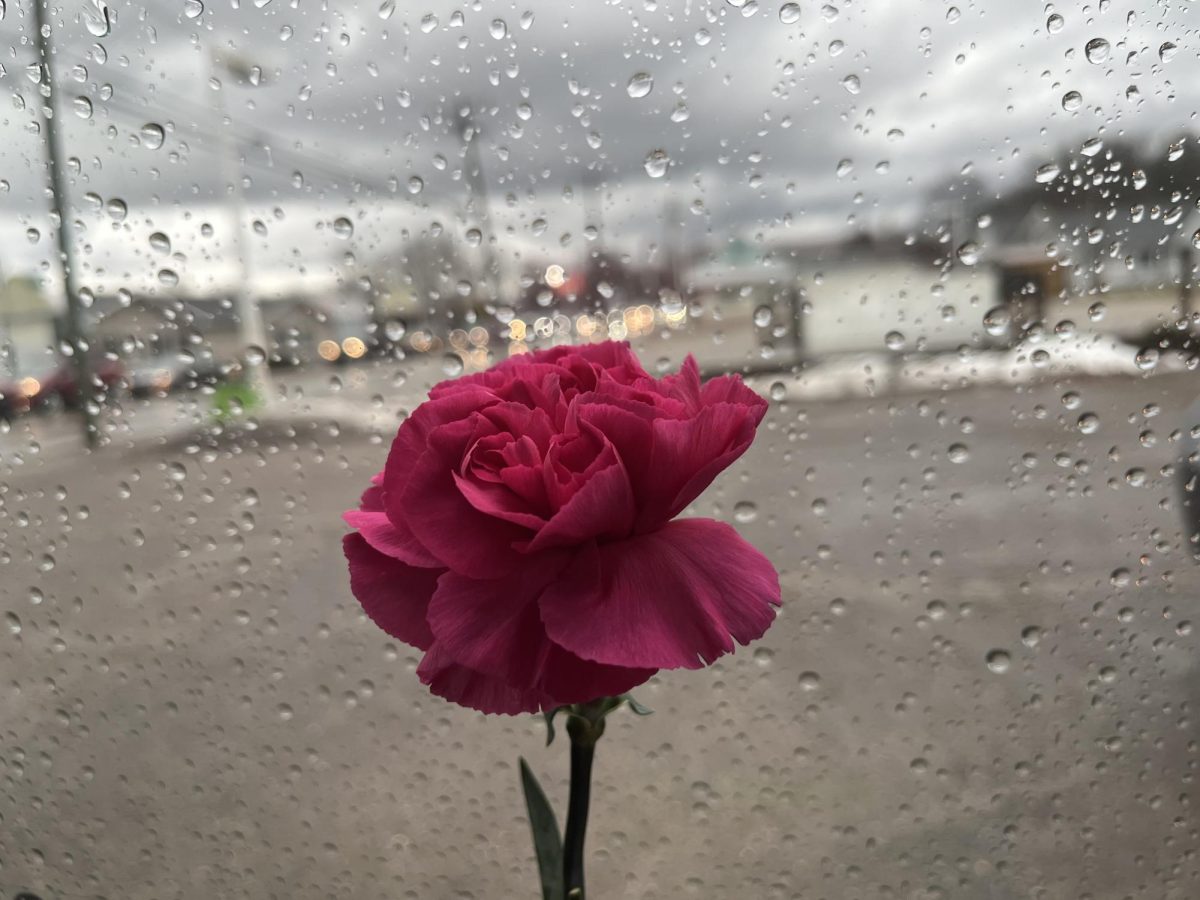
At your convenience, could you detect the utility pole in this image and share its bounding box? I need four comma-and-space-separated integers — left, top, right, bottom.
33, 0, 98, 448
1180, 243, 1195, 324
210, 49, 273, 403
459, 105, 504, 308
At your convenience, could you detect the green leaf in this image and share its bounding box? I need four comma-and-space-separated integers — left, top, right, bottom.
625, 695, 654, 716
544, 708, 561, 746
519, 757, 564, 900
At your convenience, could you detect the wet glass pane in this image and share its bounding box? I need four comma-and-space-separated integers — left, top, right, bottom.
2, 0, 1199, 897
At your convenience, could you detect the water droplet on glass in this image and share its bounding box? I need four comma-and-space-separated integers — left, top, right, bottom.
1077, 413, 1100, 434
986, 649, 1011, 673
149, 232, 170, 252
83, 0, 111, 36
1046, 13, 1063, 32
1084, 38, 1110, 64
377, 0, 394, 19
244, 345, 266, 365
947, 443, 969, 463
420, 13, 437, 32
753, 305, 773, 328
840, 73, 861, 94
982, 306, 1011, 336
1061, 90, 1082, 111
1020, 626, 1042, 648
183, 0, 203, 18
753, 647, 774, 666
442, 354, 465, 377
167, 461, 188, 482
140, 122, 165, 149
1134, 348, 1159, 371
5, 612, 20, 635
1159, 41, 1177, 63
489, 18, 507, 39
733, 501, 758, 523
1035, 162, 1060, 184
779, 2, 800, 24
407, 175, 424, 194
956, 241, 980, 265
883, 330, 905, 351
73, 96, 93, 119
798, 671, 821, 690
627, 72, 654, 99
644, 149, 670, 178
333, 217, 354, 238
105, 198, 128, 221
158, 268, 179, 286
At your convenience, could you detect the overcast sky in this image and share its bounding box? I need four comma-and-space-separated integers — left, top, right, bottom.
0, 0, 1195, 300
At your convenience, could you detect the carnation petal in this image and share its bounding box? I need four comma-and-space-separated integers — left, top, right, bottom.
343, 508, 443, 568
417, 643, 551, 715
403, 417, 532, 578
539, 518, 781, 670
343, 532, 440, 650
428, 559, 654, 701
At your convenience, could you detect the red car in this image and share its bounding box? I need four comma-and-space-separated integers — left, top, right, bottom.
31, 358, 125, 411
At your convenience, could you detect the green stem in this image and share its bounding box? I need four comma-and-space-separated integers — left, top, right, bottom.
562, 698, 618, 898
562, 731, 595, 898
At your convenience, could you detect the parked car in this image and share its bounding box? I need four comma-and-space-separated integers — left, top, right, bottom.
31, 358, 125, 411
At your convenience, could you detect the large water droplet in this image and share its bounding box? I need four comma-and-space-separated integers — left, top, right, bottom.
643, 149, 670, 178
840, 73, 861, 94
983, 306, 1011, 336
377, 0, 394, 19
73, 96, 93, 119
183, 0, 204, 19
333, 217, 354, 238
733, 501, 758, 523
627, 72, 654, 99
1034, 162, 1060, 184
986, 649, 1011, 673
83, 0, 112, 36
488, 17, 507, 39
779, 2, 800, 24
1084, 37, 1110, 64
1061, 90, 1082, 111
956, 241, 980, 265
1159, 41, 1178, 63
105, 198, 128, 221
140, 122, 165, 149
149, 232, 171, 252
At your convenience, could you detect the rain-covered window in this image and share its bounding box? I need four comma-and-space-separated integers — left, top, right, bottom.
3, 1, 1200, 898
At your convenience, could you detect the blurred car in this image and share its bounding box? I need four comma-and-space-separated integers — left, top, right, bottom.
32, 358, 125, 410
126, 356, 194, 398
1179, 395, 1200, 554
